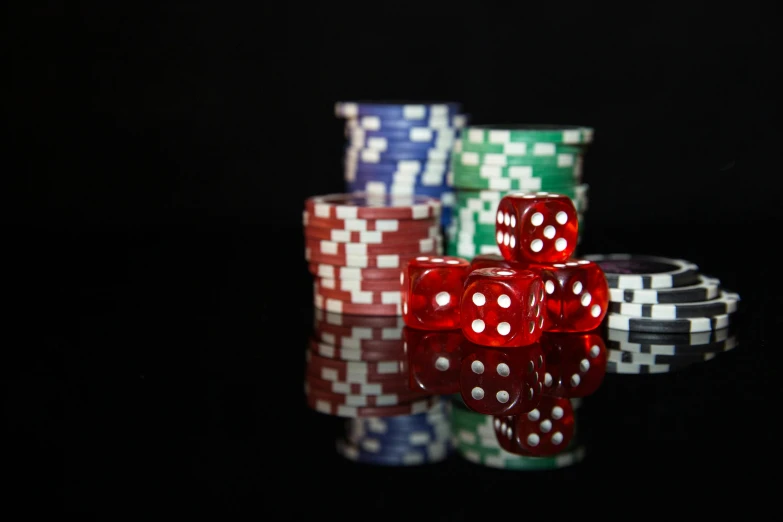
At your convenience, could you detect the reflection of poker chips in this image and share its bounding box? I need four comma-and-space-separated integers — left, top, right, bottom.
314, 294, 402, 316
605, 327, 737, 354
314, 309, 403, 329
607, 341, 737, 365
608, 275, 721, 304
335, 437, 450, 466
608, 291, 740, 319
607, 313, 733, 333
304, 382, 425, 407
337, 101, 465, 231
308, 338, 404, 362
606, 360, 697, 375
581, 254, 700, 289
306, 351, 404, 382
305, 373, 413, 395
307, 393, 442, 418
450, 404, 585, 470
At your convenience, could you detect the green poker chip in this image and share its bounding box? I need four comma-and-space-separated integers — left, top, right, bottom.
462, 124, 594, 145
451, 169, 579, 192
457, 139, 584, 157
452, 150, 582, 170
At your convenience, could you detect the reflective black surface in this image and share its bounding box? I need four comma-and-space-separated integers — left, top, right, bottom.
8, 222, 776, 515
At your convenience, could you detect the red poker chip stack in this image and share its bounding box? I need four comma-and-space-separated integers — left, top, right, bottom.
303, 192, 444, 316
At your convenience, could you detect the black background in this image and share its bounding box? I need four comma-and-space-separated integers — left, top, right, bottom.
7, 2, 782, 516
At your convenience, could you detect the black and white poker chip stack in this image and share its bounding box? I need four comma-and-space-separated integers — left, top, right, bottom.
583, 254, 741, 374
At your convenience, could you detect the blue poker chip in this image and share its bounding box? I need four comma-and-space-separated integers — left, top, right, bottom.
346, 180, 450, 199
344, 157, 450, 176
346, 135, 456, 153
343, 113, 469, 131
336, 437, 452, 466
347, 170, 448, 188
335, 101, 462, 121
347, 127, 458, 147
345, 146, 453, 163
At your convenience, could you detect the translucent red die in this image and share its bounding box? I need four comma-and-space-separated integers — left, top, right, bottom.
401, 255, 472, 330
540, 331, 607, 398
493, 396, 575, 457
460, 267, 545, 348
530, 259, 609, 332
403, 327, 464, 395
495, 192, 578, 264
459, 342, 545, 416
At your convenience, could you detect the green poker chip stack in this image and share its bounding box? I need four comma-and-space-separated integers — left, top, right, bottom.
450, 398, 586, 471
445, 124, 594, 259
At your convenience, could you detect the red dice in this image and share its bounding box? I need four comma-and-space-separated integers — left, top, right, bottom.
403, 327, 464, 395
459, 342, 545, 416
401, 255, 472, 330
533, 260, 609, 332
493, 396, 575, 457
460, 267, 545, 348
496, 192, 578, 264
540, 331, 607, 398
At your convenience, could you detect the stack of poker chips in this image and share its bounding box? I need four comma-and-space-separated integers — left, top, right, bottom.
304, 193, 444, 316
583, 254, 741, 375
335, 101, 468, 232
450, 395, 586, 470
304, 310, 454, 466
446, 124, 593, 259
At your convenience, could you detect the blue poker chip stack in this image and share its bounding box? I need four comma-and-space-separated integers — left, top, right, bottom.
334, 101, 467, 234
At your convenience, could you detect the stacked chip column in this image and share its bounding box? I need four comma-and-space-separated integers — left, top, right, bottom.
334, 101, 468, 242
446, 125, 593, 259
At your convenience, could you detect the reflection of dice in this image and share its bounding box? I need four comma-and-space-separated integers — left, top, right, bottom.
496, 192, 578, 264
460, 267, 545, 348
530, 260, 609, 332
493, 396, 575, 457
403, 327, 464, 395
401, 255, 472, 330
540, 332, 607, 398
459, 342, 545, 416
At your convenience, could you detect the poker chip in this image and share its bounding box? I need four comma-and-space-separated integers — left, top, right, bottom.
607, 291, 740, 319
315, 277, 403, 293
462, 124, 594, 145
303, 210, 441, 233
344, 113, 467, 132
307, 392, 442, 418
304, 223, 441, 244
337, 101, 465, 230
345, 413, 452, 446
305, 236, 442, 256
607, 275, 721, 304
310, 264, 404, 281
305, 193, 441, 221
335, 437, 451, 466
314, 283, 401, 307
581, 254, 700, 289
606, 313, 733, 333
335, 101, 462, 121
